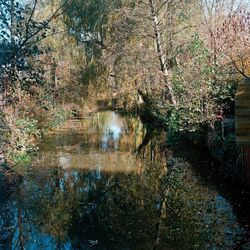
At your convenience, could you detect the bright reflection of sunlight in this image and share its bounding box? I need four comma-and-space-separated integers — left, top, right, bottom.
58, 153, 71, 169
101, 112, 122, 150
34, 112, 144, 174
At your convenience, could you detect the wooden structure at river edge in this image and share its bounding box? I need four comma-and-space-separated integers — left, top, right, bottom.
235, 78, 250, 184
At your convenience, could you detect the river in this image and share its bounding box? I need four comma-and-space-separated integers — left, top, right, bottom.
0, 111, 249, 249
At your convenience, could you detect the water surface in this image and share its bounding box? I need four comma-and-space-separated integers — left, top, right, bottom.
0, 111, 249, 249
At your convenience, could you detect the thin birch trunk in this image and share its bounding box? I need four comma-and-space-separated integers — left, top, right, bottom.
148, 0, 177, 106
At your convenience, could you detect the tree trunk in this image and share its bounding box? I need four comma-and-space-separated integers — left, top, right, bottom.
148, 0, 177, 106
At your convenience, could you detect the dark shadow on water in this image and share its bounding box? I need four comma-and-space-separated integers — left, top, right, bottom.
168, 140, 250, 247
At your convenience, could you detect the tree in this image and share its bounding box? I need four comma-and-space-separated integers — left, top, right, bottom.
83, 0, 199, 106
199, 0, 250, 78
0, 0, 72, 101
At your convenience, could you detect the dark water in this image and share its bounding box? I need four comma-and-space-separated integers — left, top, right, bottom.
0, 111, 249, 249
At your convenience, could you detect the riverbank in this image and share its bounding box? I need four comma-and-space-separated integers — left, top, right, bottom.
0, 99, 98, 166
131, 99, 248, 187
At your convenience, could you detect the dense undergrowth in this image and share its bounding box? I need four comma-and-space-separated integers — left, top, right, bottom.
0, 90, 87, 165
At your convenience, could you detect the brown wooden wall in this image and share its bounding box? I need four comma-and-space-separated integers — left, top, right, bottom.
235, 78, 250, 184
235, 78, 250, 146
242, 147, 250, 184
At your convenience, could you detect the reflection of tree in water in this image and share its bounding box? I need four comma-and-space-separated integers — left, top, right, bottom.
136, 128, 246, 249
12, 141, 245, 249
17, 168, 160, 249
0, 112, 247, 249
